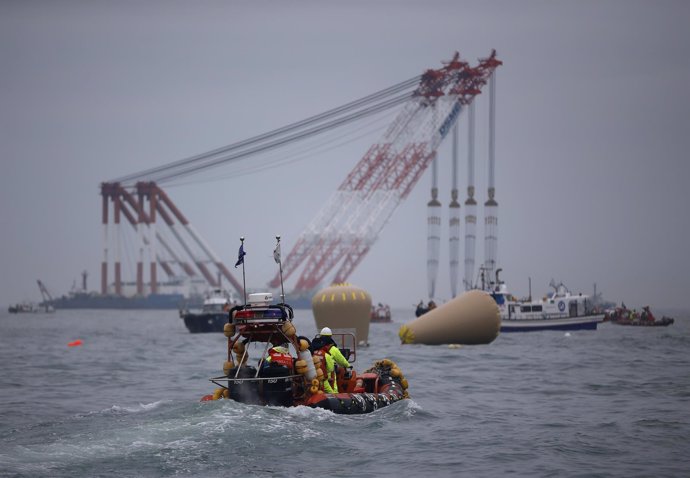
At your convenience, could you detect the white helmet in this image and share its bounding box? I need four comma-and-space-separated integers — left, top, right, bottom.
320, 327, 332, 336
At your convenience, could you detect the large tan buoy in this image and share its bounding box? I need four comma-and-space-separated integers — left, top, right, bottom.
398, 290, 500, 345
312, 283, 372, 345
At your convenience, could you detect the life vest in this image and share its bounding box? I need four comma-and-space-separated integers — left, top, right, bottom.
312, 347, 332, 371
268, 346, 293, 369
313, 347, 337, 393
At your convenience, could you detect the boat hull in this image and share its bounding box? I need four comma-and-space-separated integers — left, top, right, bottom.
182, 312, 228, 333
500, 314, 604, 332
610, 318, 674, 327
206, 359, 408, 414
50, 293, 198, 310
306, 387, 404, 414
370, 315, 392, 323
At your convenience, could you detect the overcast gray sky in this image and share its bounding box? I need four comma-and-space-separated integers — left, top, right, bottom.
2, 0, 689, 310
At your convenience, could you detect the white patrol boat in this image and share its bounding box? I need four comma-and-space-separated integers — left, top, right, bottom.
482, 270, 604, 332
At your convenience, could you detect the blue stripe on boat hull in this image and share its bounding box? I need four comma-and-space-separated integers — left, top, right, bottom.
501, 320, 599, 333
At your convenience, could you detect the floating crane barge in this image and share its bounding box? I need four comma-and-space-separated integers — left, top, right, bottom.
66, 51, 501, 308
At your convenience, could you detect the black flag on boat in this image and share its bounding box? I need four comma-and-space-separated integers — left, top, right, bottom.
235, 244, 246, 268
273, 242, 281, 264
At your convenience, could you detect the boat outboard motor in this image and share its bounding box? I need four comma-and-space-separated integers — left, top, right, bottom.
259, 364, 293, 406
226, 366, 261, 405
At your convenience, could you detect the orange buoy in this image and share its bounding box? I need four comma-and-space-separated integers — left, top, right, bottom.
223, 323, 235, 337
299, 339, 310, 352
68, 339, 83, 347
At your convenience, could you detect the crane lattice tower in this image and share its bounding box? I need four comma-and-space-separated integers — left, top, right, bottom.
270, 51, 502, 295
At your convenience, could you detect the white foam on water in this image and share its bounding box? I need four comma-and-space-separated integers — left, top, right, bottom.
401, 398, 422, 412
285, 404, 339, 421
103, 399, 170, 414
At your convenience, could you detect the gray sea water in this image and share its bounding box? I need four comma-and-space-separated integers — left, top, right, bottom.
1, 307, 689, 477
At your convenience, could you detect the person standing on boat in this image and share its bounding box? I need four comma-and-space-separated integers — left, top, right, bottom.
310, 327, 350, 393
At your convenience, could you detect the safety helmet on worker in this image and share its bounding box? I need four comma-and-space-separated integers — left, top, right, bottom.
320, 326, 332, 336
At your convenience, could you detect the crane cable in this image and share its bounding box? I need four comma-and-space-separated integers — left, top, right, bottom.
164, 107, 397, 188
111, 75, 421, 185
150, 91, 414, 184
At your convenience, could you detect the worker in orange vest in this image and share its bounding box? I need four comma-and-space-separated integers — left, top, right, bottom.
310, 327, 350, 393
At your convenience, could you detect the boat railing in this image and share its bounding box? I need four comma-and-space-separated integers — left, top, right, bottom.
210, 373, 305, 387
329, 332, 357, 363
209, 372, 309, 403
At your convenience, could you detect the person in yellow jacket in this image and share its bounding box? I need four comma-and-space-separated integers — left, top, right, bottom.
310, 327, 350, 393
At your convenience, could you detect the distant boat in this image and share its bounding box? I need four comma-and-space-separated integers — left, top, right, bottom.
180, 289, 238, 333
7, 280, 56, 314
414, 300, 437, 317
605, 305, 674, 327
481, 269, 604, 332
370, 303, 392, 323
7, 301, 53, 314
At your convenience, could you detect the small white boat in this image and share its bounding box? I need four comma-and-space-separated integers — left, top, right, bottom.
481, 270, 604, 332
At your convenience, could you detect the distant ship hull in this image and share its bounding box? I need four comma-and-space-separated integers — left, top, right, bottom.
500, 315, 604, 332
50, 293, 198, 310
182, 313, 228, 333
180, 289, 235, 333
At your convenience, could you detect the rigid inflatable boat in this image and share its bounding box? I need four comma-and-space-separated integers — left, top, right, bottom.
201, 292, 409, 414
605, 305, 674, 327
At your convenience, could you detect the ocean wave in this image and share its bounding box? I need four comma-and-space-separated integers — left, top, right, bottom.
105, 399, 171, 414
2, 309, 690, 477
